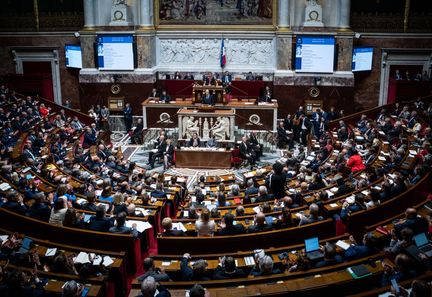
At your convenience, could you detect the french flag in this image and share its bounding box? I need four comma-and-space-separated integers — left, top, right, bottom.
220, 38, 226, 68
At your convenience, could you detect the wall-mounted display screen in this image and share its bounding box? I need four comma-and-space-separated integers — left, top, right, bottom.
97, 35, 134, 71
352, 47, 373, 72
295, 36, 335, 73
65, 45, 82, 69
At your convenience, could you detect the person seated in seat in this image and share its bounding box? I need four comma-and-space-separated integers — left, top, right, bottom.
87, 205, 114, 232
344, 233, 378, 261
247, 212, 272, 233
213, 256, 245, 280
314, 242, 343, 268
109, 212, 139, 238
298, 203, 323, 226
255, 186, 274, 203
250, 254, 281, 276
195, 207, 215, 237
218, 213, 245, 235
188, 133, 201, 148
136, 257, 171, 282
136, 276, 171, 297
180, 253, 211, 281
161, 217, 185, 236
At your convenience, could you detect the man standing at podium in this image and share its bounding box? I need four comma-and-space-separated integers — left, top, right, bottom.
202, 90, 214, 105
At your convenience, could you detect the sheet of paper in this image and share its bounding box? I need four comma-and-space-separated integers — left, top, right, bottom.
336, 240, 350, 250
172, 222, 187, 232
93, 255, 103, 265
45, 248, 57, 257
161, 261, 171, 266
102, 256, 114, 267
330, 203, 338, 208
0, 235, 8, 242
74, 252, 90, 264
253, 206, 261, 214
126, 220, 152, 233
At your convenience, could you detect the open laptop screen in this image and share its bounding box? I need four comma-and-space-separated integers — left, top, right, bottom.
414, 233, 428, 247
305, 237, 319, 253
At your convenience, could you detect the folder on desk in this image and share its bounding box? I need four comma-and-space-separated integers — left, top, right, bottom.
348, 264, 372, 279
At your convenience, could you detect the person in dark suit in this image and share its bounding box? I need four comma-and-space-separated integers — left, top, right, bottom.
109, 212, 139, 238
2, 192, 27, 215
149, 136, 166, 169
160, 90, 171, 103
27, 192, 51, 221
202, 72, 216, 86
162, 138, 174, 169
131, 118, 144, 144
149, 88, 160, 98
300, 115, 312, 146
161, 217, 185, 236
87, 205, 114, 232
201, 89, 214, 105
82, 192, 98, 212
218, 213, 245, 235
277, 121, 289, 149
222, 71, 232, 86
188, 133, 201, 147
136, 258, 171, 282
83, 127, 96, 148
260, 86, 272, 102
135, 276, 171, 297
284, 114, 293, 131
244, 179, 258, 195
254, 186, 274, 203
151, 183, 167, 199
213, 256, 246, 279
183, 73, 194, 80
123, 103, 133, 132
239, 136, 256, 166
247, 212, 272, 233
248, 132, 263, 160
266, 162, 287, 199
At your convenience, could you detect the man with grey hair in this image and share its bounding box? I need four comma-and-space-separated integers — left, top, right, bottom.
137, 276, 171, 297
255, 185, 273, 203
298, 203, 323, 226
62, 280, 84, 297
250, 255, 281, 276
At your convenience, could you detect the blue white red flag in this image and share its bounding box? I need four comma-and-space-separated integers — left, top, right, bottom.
220, 38, 226, 68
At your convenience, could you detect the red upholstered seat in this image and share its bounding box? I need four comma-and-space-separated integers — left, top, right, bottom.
230, 148, 243, 168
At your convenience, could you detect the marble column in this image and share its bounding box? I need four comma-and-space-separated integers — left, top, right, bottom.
278, 0, 290, 29
140, 0, 152, 27
339, 0, 351, 28
83, 0, 95, 28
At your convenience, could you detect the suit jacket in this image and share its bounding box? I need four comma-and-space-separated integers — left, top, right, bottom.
160, 94, 171, 103
218, 224, 245, 235
188, 138, 201, 147
123, 107, 133, 120
277, 127, 288, 141
202, 93, 214, 105
163, 144, 174, 156
247, 223, 272, 233
239, 142, 249, 158
88, 216, 114, 232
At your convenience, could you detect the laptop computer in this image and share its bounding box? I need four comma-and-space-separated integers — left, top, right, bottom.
304, 237, 324, 261
414, 233, 432, 257
17, 237, 34, 254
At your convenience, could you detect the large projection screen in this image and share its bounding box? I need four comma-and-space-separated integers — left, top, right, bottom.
295, 36, 335, 73
352, 47, 373, 72
97, 35, 134, 71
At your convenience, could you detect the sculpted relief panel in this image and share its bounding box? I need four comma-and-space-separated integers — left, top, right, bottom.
158, 38, 275, 70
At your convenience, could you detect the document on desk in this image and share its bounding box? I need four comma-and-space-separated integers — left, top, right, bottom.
74, 252, 91, 264
126, 220, 152, 233
172, 222, 187, 232
45, 248, 57, 257
244, 256, 255, 266
336, 240, 351, 251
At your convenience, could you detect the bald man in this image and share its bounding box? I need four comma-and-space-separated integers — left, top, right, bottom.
247, 212, 272, 233
394, 208, 428, 239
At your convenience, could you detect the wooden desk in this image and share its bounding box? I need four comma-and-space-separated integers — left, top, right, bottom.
175, 149, 231, 169
141, 99, 277, 130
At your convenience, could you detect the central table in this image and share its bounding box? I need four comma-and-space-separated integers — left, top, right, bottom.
175, 149, 231, 169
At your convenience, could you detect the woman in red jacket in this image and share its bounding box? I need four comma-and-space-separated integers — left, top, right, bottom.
346, 149, 366, 173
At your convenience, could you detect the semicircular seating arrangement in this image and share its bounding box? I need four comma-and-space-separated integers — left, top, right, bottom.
0, 88, 431, 297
